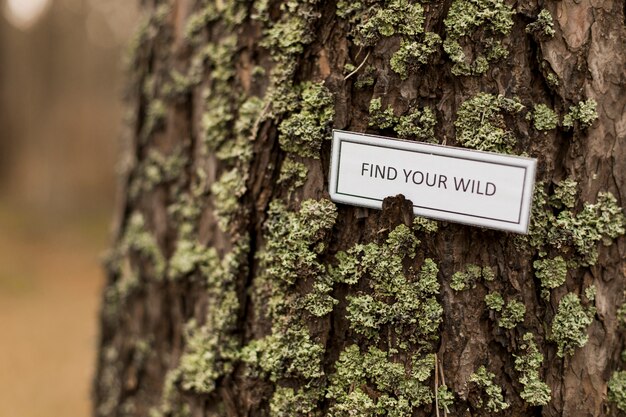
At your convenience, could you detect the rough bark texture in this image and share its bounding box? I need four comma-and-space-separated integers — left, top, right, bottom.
95, 1, 626, 416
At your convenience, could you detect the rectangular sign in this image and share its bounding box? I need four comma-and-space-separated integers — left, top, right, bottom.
329, 130, 537, 234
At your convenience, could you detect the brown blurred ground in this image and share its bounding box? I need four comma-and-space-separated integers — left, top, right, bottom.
0, 1, 138, 416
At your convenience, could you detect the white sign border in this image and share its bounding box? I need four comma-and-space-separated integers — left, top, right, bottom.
329, 130, 537, 234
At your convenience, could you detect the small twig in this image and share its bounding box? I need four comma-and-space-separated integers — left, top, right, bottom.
439, 357, 448, 417
344, 51, 371, 81
434, 354, 440, 417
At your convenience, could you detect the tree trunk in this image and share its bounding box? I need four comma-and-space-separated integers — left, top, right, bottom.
94, 1, 626, 416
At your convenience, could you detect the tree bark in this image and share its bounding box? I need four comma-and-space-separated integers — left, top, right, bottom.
94, 1, 626, 416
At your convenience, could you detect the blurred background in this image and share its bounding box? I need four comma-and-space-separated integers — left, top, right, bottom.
0, 0, 139, 416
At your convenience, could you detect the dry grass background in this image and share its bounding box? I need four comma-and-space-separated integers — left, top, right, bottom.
0, 1, 138, 416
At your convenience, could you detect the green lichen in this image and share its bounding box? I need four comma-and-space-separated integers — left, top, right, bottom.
124, 212, 166, 278
526, 182, 625, 266
550, 178, 578, 209
129, 147, 188, 199
395, 106, 437, 143
369, 97, 396, 129
184, 5, 218, 44
551, 293, 595, 357
369, 98, 437, 142
270, 386, 322, 417
526, 9, 555, 37
176, 239, 249, 394
200, 36, 239, 155
278, 158, 308, 191
217, 95, 264, 162
341, 228, 441, 348
168, 239, 219, 280
485, 292, 504, 312
241, 325, 325, 381
533, 256, 567, 292
437, 385, 455, 413
563, 99, 599, 129
450, 264, 483, 291
482, 266, 495, 281
354, 65, 376, 89
326, 345, 434, 417
141, 99, 166, 141
258, 0, 322, 119
413, 216, 439, 233
499, 300, 526, 329
260, 198, 337, 286
545, 72, 559, 87
617, 302, 626, 326
454, 93, 524, 153
443, 0, 514, 75
608, 371, 626, 412
532, 104, 558, 131
469, 366, 510, 412
211, 168, 247, 232
584, 285, 596, 302
390, 33, 441, 80
278, 82, 335, 158
514, 333, 551, 406
343, 0, 425, 47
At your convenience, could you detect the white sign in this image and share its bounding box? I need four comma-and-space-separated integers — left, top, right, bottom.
329, 130, 537, 234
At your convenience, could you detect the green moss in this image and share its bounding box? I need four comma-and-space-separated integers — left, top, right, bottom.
485, 292, 504, 312
534, 256, 567, 291
514, 333, 551, 406
609, 371, 626, 411
278, 82, 335, 158
326, 345, 434, 417
450, 264, 483, 291
443, 0, 514, 75
499, 300, 526, 329
551, 293, 595, 357
532, 104, 558, 131
211, 168, 247, 232
469, 366, 510, 412
278, 158, 308, 191
563, 99, 599, 129
390, 33, 441, 80
454, 93, 524, 153
369, 97, 396, 129
526, 9, 555, 37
